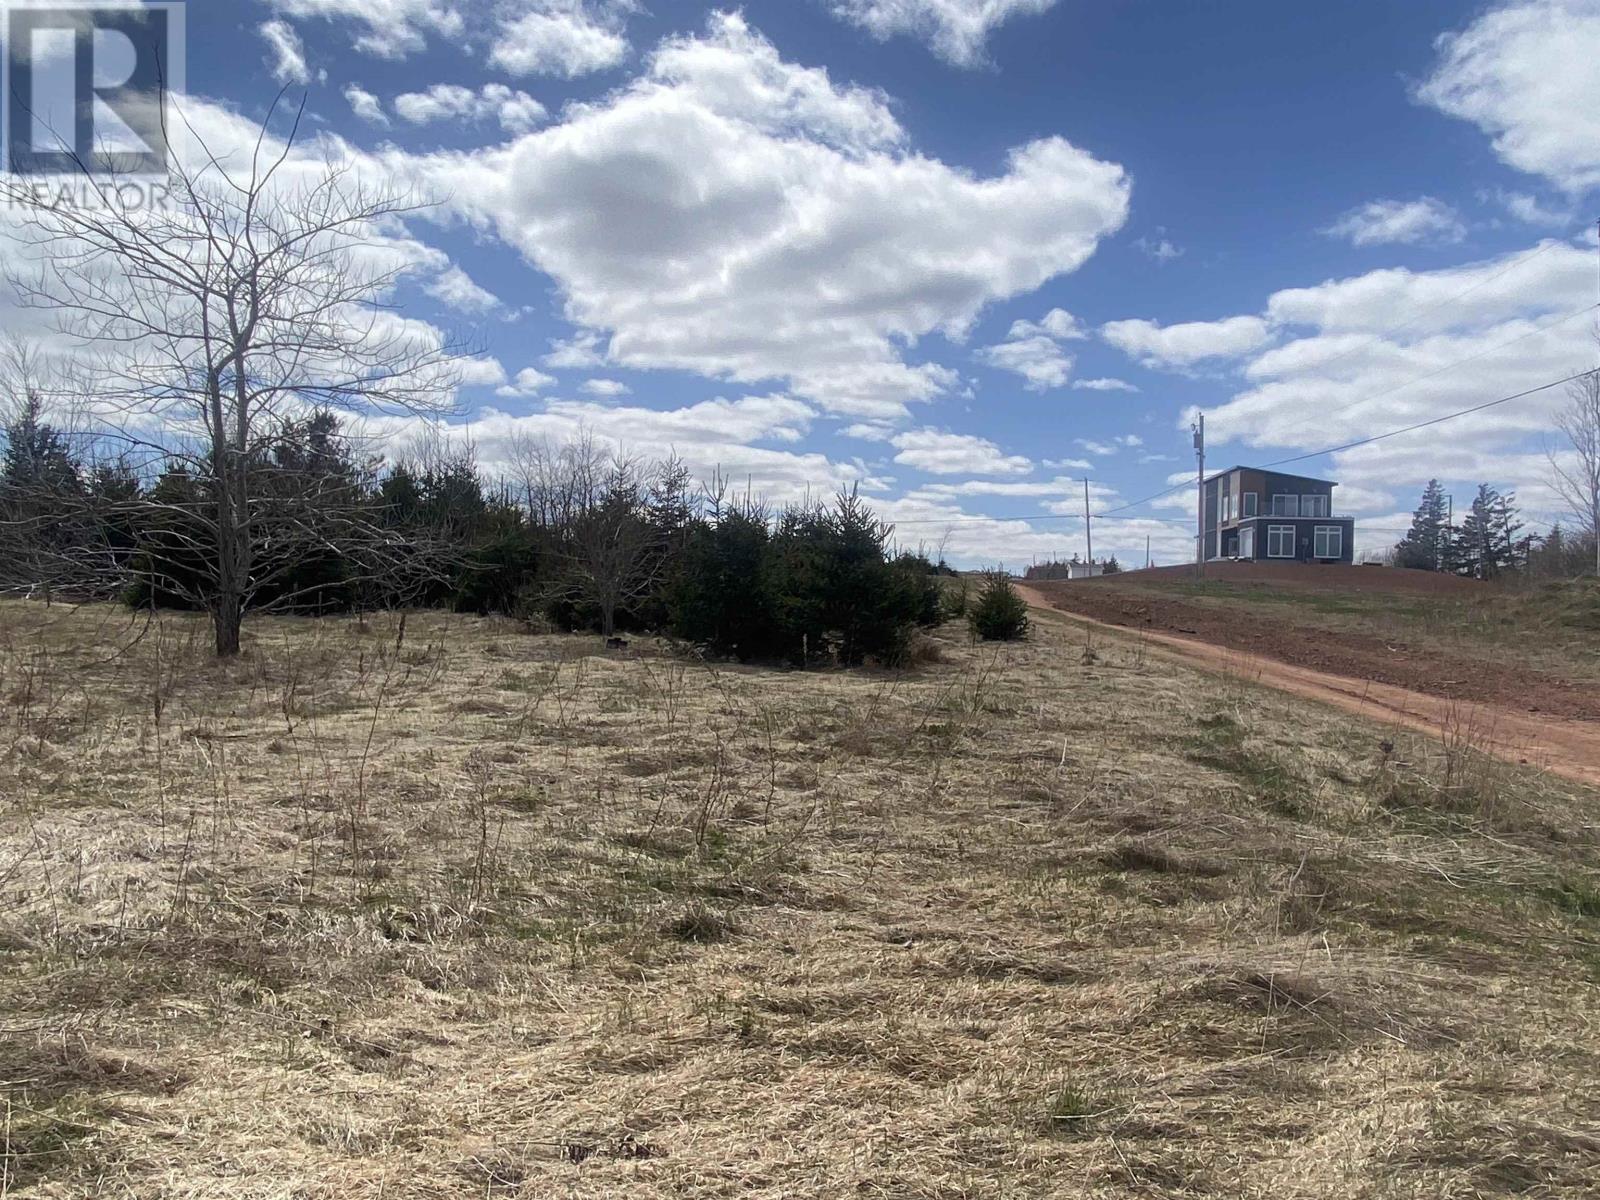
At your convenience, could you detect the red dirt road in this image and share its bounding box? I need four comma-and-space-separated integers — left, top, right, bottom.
1073, 560, 1489, 595
1018, 583, 1600, 790
1027, 578, 1600, 721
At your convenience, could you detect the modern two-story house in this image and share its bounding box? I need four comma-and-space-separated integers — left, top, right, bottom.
1200, 466, 1355, 564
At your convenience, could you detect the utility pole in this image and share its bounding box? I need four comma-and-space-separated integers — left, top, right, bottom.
1192, 413, 1205, 577
1444, 492, 1453, 573
1145, 534, 1151, 570
1083, 478, 1093, 568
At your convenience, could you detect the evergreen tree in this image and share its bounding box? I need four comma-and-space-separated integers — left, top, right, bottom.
669, 505, 780, 660
1394, 479, 1451, 571
2, 394, 82, 496
969, 572, 1029, 641
1452, 484, 1523, 579
1, 394, 94, 595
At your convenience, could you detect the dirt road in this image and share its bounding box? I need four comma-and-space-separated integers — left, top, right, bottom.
1018, 584, 1600, 790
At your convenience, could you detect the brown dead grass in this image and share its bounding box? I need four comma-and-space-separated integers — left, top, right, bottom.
2, 599, 1599, 1197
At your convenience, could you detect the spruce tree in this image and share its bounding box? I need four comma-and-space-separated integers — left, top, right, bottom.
1452, 484, 1523, 579
1394, 479, 1451, 571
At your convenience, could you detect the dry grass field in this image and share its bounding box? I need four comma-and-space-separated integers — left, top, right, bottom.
3, 599, 1600, 1198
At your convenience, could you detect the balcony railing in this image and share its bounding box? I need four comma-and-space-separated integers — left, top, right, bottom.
1219, 510, 1353, 523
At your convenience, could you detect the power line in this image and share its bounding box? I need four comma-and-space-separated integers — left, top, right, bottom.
1257, 368, 1592, 469
1254, 240, 1569, 441
1090, 292, 1597, 523
1254, 299, 1596, 449
886, 365, 1593, 527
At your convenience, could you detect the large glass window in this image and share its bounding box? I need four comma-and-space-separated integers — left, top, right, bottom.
1267, 525, 1295, 558
1239, 526, 1255, 558
1302, 494, 1329, 517
1314, 525, 1342, 559
1271, 494, 1299, 516
1242, 492, 1258, 516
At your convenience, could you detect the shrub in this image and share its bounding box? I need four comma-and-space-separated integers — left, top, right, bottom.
942, 574, 971, 620
969, 572, 1029, 641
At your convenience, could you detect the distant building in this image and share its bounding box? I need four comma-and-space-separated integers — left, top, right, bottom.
1200, 467, 1355, 564
1023, 559, 1107, 581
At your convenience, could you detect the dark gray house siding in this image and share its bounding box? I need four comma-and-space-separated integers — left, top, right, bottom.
1200, 466, 1354, 565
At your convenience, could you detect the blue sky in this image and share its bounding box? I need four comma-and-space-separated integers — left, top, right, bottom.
31, 1, 1600, 564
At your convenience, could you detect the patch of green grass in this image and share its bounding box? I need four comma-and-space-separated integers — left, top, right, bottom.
1041, 1079, 1100, 1137
2, 1094, 106, 1191
1547, 878, 1600, 919
1184, 715, 1304, 815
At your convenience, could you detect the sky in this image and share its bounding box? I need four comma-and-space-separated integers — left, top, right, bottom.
8, 0, 1600, 567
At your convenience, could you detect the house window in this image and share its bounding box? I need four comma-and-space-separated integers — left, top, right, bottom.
1241, 492, 1258, 517
1267, 525, 1295, 558
1271, 494, 1299, 516
1314, 525, 1342, 559
1302, 494, 1329, 517
1239, 526, 1254, 558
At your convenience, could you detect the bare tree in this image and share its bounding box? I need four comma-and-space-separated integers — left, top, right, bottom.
1549, 361, 1600, 577
505, 429, 608, 532
560, 454, 664, 638
1, 97, 464, 654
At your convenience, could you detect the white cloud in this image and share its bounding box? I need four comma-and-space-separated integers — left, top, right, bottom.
264, 0, 464, 59
543, 331, 607, 369
979, 333, 1072, 390
869, 494, 1192, 570
0, 97, 489, 430
891, 428, 1031, 475
457, 357, 512, 389
1172, 238, 1600, 525
495, 92, 550, 136
495, 367, 557, 398
1494, 189, 1571, 227
1323, 197, 1466, 247
394, 84, 548, 134
1076, 434, 1146, 455
840, 422, 895, 442
492, 1, 633, 78
580, 378, 631, 397
343, 84, 388, 125
1416, 0, 1600, 193
1007, 307, 1086, 341
1101, 315, 1273, 369
1134, 233, 1183, 262
259, 20, 314, 85
425, 265, 501, 313
1072, 377, 1138, 392
396, 12, 1128, 418
913, 475, 1106, 499
1262, 239, 1593, 335
828, 0, 1059, 68
366, 394, 840, 505
980, 307, 1088, 389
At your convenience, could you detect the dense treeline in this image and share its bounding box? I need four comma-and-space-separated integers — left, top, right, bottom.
1392, 478, 1596, 579
0, 405, 956, 665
